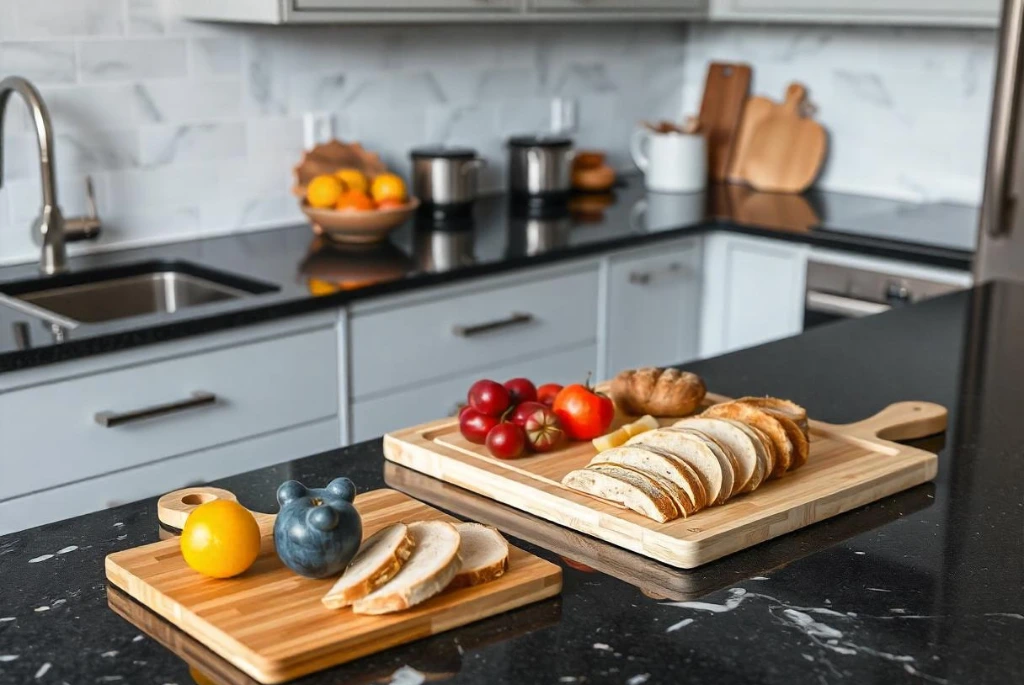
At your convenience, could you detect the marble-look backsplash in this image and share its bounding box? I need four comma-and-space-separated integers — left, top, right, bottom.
0, 3, 998, 264
0, 1, 685, 264
681, 23, 997, 205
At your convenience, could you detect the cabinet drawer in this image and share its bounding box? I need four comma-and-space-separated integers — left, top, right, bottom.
531, 0, 701, 9
351, 343, 597, 442
0, 418, 339, 535
293, 0, 517, 10
349, 267, 598, 399
0, 327, 338, 502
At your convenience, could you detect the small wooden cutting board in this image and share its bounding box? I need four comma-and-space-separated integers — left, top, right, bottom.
106, 488, 562, 684
733, 83, 827, 194
726, 95, 777, 183
698, 62, 752, 182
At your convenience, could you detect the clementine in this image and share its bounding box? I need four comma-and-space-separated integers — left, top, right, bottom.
335, 190, 376, 212
180, 500, 261, 579
370, 173, 407, 204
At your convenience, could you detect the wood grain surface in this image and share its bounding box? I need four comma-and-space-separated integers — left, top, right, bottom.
734, 83, 828, 194
698, 62, 752, 181
726, 95, 777, 183
383, 396, 944, 569
106, 489, 562, 684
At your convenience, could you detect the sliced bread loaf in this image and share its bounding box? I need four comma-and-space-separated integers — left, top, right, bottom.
448, 523, 509, 590
736, 397, 809, 436
322, 522, 416, 609
668, 427, 739, 502
626, 428, 726, 505
702, 402, 795, 478
352, 521, 462, 615
589, 444, 706, 513
673, 418, 760, 493
562, 467, 679, 522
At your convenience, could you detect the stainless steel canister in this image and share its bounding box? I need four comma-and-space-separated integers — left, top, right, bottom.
410, 146, 485, 207
507, 135, 575, 196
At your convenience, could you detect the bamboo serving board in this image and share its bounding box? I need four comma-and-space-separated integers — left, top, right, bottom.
383, 396, 945, 569
105, 488, 562, 684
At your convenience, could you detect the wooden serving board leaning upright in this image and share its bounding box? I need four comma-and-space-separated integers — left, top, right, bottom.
383, 395, 946, 569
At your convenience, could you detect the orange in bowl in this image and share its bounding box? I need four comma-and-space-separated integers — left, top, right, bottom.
370, 173, 407, 204
335, 190, 376, 212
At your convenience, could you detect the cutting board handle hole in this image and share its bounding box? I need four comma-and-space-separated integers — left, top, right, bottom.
182, 493, 217, 506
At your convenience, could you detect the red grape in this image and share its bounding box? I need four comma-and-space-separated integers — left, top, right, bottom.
459, 408, 498, 444
467, 379, 511, 417
485, 423, 526, 459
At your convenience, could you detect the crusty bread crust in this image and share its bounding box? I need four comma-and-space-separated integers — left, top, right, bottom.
353, 521, 462, 615
611, 367, 706, 417
673, 418, 758, 494
736, 397, 809, 436
626, 428, 726, 505
589, 445, 705, 514
447, 523, 509, 591
562, 467, 678, 522
322, 523, 416, 609
702, 402, 794, 478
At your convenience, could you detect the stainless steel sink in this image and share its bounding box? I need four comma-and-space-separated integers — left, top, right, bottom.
0, 262, 277, 325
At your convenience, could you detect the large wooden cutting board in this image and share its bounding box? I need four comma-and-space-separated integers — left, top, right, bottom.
105, 489, 562, 684
383, 396, 945, 569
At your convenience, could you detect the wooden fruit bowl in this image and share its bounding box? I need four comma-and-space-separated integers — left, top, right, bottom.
301, 198, 420, 244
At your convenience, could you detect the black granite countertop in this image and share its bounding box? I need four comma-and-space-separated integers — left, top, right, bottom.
1, 280, 1020, 685
0, 176, 977, 373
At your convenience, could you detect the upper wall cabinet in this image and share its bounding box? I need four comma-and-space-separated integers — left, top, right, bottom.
709, 0, 1001, 27
179, 0, 705, 23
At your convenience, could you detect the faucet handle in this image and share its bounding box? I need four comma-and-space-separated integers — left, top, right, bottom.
64, 175, 102, 242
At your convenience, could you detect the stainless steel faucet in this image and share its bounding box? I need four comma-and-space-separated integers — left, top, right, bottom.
0, 75, 101, 275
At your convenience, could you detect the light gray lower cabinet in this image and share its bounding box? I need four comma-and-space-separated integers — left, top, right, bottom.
604, 238, 702, 377
0, 314, 341, 533
294, 0, 516, 10
699, 233, 808, 358
709, 0, 1000, 26
350, 343, 597, 442
530, 0, 705, 10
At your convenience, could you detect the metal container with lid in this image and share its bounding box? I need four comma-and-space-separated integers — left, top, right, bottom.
410, 146, 485, 207
508, 135, 576, 197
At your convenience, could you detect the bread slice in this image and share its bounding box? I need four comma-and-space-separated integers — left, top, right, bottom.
721, 419, 770, 491
626, 428, 726, 505
588, 444, 706, 513
448, 523, 509, 590
322, 523, 415, 609
352, 521, 462, 615
737, 397, 809, 436
743, 423, 777, 478
591, 462, 694, 517
668, 428, 738, 502
673, 418, 760, 494
702, 402, 795, 478
562, 467, 679, 522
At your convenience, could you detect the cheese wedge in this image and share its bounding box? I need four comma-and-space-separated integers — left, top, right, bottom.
353, 521, 462, 615
448, 523, 509, 590
322, 522, 415, 609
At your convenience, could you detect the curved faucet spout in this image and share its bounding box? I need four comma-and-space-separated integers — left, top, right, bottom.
0, 75, 58, 210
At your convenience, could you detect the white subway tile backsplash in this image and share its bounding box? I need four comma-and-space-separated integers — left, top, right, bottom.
0, 2, 17, 41
139, 122, 246, 167
79, 39, 187, 82
14, 0, 123, 38
246, 117, 304, 161
0, 42, 77, 84
190, 36, 243, 76
134, 79, 243, 122
54, 127, 140, 175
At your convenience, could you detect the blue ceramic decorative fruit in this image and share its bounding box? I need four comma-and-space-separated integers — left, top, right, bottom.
273, 477, 362, 579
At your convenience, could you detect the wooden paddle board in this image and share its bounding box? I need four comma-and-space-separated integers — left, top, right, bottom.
698, 62, 752, 182
383, 395, 945, 569
105, 488, 562, 684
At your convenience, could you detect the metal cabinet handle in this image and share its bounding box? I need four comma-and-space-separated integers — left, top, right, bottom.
94, 391, 217, 428
629, 262, 683, 285
981, 0, 1024, 238
805, 291, 889, 319
452, 312, 534, 338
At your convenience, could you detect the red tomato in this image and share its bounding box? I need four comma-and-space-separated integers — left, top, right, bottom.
522, 405, 565, 452
467, 379, 511, 417
552, 381, 614, 440
503, 378, 538, 405
459, 408, 499, 445
509, 401, 549, 427
485, 423, 526, 459
536, 383, 563, 407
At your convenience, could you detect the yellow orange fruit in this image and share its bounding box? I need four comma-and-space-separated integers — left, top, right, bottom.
334, 168, 368, 194
370, 173, 407, 204
306, 174, 345, 209
180, 500, 261, 579
335, 190, 376, 212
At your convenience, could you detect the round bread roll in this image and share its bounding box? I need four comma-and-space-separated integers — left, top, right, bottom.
611, 367, 706, 418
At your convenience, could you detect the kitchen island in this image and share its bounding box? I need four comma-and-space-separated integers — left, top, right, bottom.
1, 281, 1021, 685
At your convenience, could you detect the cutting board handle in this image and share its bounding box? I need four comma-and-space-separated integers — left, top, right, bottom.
157, 487, 238, 531
841, 401, 947, 442
782, 83, 807, 114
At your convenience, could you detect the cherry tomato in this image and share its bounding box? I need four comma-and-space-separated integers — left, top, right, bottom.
537, 383, 563, 407
552, 380, 615, 440
503, 378, 538, 405
485, 423, 526, 459
522, 405, 565, 452
509, 401, 549, 427
459, 407, 499, 445
467, 379, 511, 418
